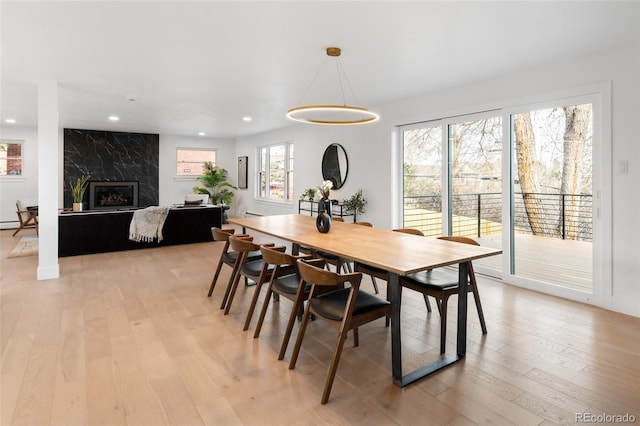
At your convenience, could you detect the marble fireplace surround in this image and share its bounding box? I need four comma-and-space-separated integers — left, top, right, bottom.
63, 128, 159, 209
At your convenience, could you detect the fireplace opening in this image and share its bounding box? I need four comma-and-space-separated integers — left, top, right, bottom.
89, 181, 139, 210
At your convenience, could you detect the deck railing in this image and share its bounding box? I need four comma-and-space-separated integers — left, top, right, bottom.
404, 192, 592, 242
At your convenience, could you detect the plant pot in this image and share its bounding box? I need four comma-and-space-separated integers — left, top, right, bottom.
72, 202, 83, 212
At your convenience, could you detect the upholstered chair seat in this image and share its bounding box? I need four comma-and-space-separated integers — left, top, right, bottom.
222, 250, 261, 265
309, 287, 391, 321
403, 269, 461, 290
272, 273, 307, 295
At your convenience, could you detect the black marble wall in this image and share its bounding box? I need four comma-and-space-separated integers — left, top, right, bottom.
64, 129, 159, 208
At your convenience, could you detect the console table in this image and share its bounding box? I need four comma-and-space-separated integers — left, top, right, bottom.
298, 200, 353, 221
58, 206, 223, 257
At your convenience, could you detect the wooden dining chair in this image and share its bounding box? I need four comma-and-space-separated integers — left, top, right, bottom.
314, 219, 371, 279
354, 228, 432, 325
207, 228, 259, 297
362, 228, 428, 297
288, 259, 391, 404
399, 236, 487, 354
13, 200, 38, 237
301, 217, 352, 272
220, 235, 276, 315
241, 245, 301, 331
252, 246, 319, 360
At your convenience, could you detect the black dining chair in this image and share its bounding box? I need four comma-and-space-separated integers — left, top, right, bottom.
399, 236, 487, 353
252, 246, 320, 360
288, 258, 391, 404
207, 228, 260, 297
353, 228, 433, 322
220, 235, 276, 315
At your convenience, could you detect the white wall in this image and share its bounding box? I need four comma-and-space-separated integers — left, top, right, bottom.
0, 125, 39, 229
233, 125, 383, 222
235, 43, 640, 318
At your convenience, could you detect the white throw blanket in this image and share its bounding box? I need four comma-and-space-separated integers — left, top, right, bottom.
129, 206, 170, 243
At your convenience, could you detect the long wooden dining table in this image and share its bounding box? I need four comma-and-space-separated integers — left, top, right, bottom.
228, 214, 502, 387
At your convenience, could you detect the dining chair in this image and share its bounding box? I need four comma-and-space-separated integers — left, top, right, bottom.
252, 246, 320, 360
314, 219, 371, 278
13, 200, 39, 237
220, 235, 276, 315
207, 228, 259, 297
300, 217, 352, 272
354, 228, 432, 326
288, 259, 391, 404
399, 236, 487, 353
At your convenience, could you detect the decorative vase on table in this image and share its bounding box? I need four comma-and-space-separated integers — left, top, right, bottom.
316, 180, 333, 218
315, 180, 334, 233
316, 211, 332, 233
318, 198, 332, 218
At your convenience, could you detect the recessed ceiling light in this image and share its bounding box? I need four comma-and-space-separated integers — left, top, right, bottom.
242, 116, 252, 122
5, 118, 16, 124
108, 116, 119, 121
198, 132, 206, 136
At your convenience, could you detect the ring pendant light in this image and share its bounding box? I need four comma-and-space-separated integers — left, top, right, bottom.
287, 47, 380, 125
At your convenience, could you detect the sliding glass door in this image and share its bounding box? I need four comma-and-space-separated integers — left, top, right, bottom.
447, 114, 503, 272
509, 102, 593, 292
402, 122, 444, 237
401, 94, 598, 300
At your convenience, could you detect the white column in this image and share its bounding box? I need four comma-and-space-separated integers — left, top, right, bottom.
37, 81, 60, 280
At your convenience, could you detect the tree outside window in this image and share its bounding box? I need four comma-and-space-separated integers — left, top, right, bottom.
258, 142, 294, 200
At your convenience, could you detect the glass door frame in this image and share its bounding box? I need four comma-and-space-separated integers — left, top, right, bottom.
396, 82, 612, 308
501, 87, 611, 307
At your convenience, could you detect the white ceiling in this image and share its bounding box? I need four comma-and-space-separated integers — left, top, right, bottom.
1, 1, 638, 139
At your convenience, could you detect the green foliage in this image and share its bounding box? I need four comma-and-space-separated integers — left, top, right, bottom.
193, 161, 237, 205
343, 189, 367, 221
299, 188, 316, 201
69, 175, 90, 203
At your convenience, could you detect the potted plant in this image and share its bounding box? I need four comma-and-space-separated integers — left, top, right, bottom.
343, 189, 367, 222
299, 188, 316, 202
69, 175, 90, 212
193, 161, 237, 222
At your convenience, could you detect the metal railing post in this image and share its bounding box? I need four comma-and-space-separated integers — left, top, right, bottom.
561, 194, 566, 240
477, 193, 481, 238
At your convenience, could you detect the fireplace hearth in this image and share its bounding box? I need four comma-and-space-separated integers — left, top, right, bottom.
89, 181, 139, 210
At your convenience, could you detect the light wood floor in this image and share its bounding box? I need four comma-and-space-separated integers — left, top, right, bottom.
1, 228, 638, 425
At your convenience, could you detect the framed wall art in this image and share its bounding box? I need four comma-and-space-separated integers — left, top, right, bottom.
238, 156, 248, 189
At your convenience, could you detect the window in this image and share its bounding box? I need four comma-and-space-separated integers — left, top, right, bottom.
257, 142, 294, 200
0, 140, 23, 176
399, 86, 606, 306
176, 148, 216, 176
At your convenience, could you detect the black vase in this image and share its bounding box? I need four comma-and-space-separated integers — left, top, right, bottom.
319, 198, 332, 217
316, 212, 332, 233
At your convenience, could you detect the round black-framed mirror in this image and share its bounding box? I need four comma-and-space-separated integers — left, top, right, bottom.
321, 143, 349, 190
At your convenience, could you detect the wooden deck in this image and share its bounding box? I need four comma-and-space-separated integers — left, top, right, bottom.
475, 233, 592, 292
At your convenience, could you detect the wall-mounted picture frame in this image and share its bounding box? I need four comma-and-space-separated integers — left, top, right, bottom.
238, 156, 248, 189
